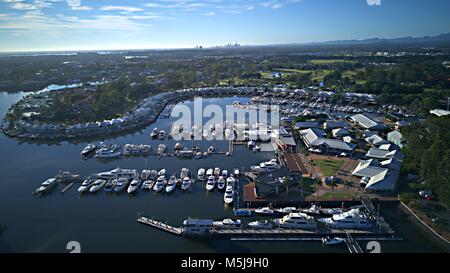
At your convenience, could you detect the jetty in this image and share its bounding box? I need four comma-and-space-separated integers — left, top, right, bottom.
345, 233, 364, 253
137, 216, 183, 236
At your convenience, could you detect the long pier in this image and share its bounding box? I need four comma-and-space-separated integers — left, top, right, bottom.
345, 233, 364, 253
137, 216, 183, 236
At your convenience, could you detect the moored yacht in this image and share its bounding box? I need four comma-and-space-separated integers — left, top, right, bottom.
127, 178, 141, 194
165, 176, 177, 193
180, 168, 190, 179
142, 180, 155, 191
150, 128, 158, 138
213, 218, 241, 229
94, 145, 121, 158
153, 176, 166, 192
149, 170, 158, 180
248, 220, 273, 229
114, 177, 131, 193
276, 207, 298, 214
104, 179, 116, 192
318, 208, 373, 229
34, 177, 58, 194
213, 167, 221, 177
206, 168, 214, 177
140, 169, 152, 181
221, 169, 228, 178
217, 176, 226, 190
81, 143, 97, 156
233, 168, 240, 178
157, 144, 166, 155
158, 169, 166, 177
158, 130, 165, 139
273, 213, 317, 229
255, 207, 275, 215
206, 176, 216, 191
301, 204, 322, 215
223, 185, 234, 204
197, 168, 206, 181
89, 179, 107, 193
181, 177, 192, 191
78, 177, 94, 193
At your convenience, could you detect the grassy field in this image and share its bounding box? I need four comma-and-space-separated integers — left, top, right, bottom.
314, 158, 344, 176
320, 192, 354, 200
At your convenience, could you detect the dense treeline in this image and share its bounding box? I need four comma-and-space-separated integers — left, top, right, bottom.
402, 116, 450, 206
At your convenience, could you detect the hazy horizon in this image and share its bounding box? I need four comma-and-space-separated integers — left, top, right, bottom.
1, 0, 450, 52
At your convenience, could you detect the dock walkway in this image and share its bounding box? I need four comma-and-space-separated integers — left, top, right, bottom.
137, 217, 183, 236
345, 233, 364, 253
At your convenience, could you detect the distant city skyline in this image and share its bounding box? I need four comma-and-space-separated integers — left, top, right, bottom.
0, 0, 449, 52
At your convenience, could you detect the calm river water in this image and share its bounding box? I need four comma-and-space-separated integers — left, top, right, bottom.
0, 91, 445, 253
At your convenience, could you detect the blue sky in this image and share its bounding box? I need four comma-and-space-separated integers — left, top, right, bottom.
0, 0, 449, 52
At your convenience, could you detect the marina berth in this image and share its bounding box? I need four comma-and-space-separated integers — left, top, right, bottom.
149, 170, 158, 180
221, 169, 228, 178
56, 171, 80, 182
318, 208, 374, 229
233, 168, 240, 178
273, 213, 317, 229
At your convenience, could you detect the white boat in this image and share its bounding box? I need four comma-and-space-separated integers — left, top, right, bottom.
206, 168, 214, 177
174, 143, 183, 150
104, 179, 116, 192
94, 145, 121, 158
123, 144, 151, 155
78, 178, 94, 193
181, 177, 192, 191
224, 128, 232, 139
57, 171, 80, 182
273, 213, 317, 229
142, 180, 155, 191
81, 143, 97, 156
206, 176, 216, 191
127, 178, 141, 194
213, 218, 241, 229
213, 167, 221, 177
153, 176, 166, 192
114, 177, 131, 192
158, 169, 166, 177
301, 204, 322, 215
254, 207, 275, 215
233, 168, 240, 178
158, 130, 165, 139
250, 159, 281, 173
318, 208, 373, 229
221, 169, 228, 178
157, 144, 166, 155
223, 185, 234, 204
165, 176, 177, 193
226, 177, 235, 188
140, 169, 152, 181
253, 145, 261, 152
180, 168, 189, 179
322, 237, 345, 245
248, 220, 273, 229
207, 146, 214, 153
89, 179, 106, 193
197, 168, 206, 181
276, 207, 298, 214
217, 176, 225, 190
149, 170, 158, 180
34, 178, 58, 194
320, 208, 345, 216
150, 128, 158, 138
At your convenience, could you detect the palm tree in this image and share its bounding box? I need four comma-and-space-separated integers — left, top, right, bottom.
329, 180, 338, 199
299, 178, 305, 200
314, 178, 323, 199
283, 176, 294, 196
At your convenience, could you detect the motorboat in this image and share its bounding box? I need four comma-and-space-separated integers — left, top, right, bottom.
89, 179, 107, 193
213, 219, 241, 229
123, 144, 151, 155
273, 213, 317, 229
250, 159, 281, 173
197, 168, 206, 181
206, 176, 216, 191
207, 146, 214, 153
127, 178, 141, 194
253, 145, 261, 152
180, 168, 189, 179
213, 167, 221, 177
322, 237, 345, 245
149, 170, 158, 180
221, 169, 228, 178
150, 128, 158, 138
217, 176, 226, 190
234, 209, 252, 217
248, 220, 273, 229
301, 204, 322, 215
223, 185, 234, 204
254, 207, 275, 215
226, 177, 235, 188
153, 176, 166, 192
94, 145, 121, 158
34, 178, 58, 194
78, 178, 94, 193
320, 208, 345, 216
81, 143, 97, 156
206, 168, 214, 177
114, 177, 131, 192
318, 208, 373, 229
157, 144, 166, 155
233, 168, 240, 178
174, 143, 183, 150
142, 180, 155, 191
165, 176, 177, 193
139, 170, 151, 181
195, 152, 203, 159
57, 171, 80, 182
276, 207, 298, 214
104, 179, 116, 192
158, 169, 166, 177
158, 130, 165, 139
181, 177, 192, 191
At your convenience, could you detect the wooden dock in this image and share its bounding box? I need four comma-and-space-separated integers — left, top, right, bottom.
60, 182, 75, 194
137, 217, 183, 236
